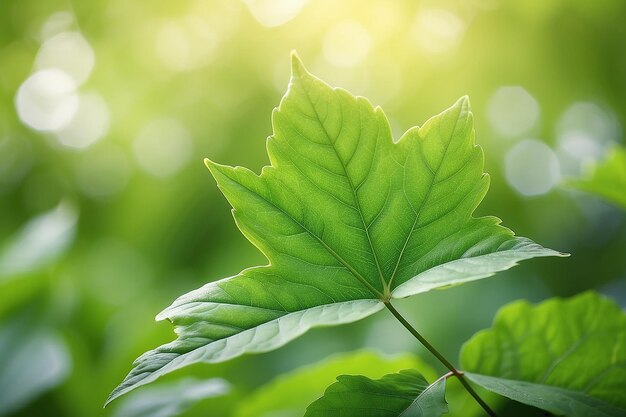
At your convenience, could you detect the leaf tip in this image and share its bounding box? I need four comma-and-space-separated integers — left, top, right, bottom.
456, 94, 471, 111
155, 310, 166, 321
104, 389, 120, 408
290, 50, 307, 77
204, 158, 223, 178
203, 157, 215, 170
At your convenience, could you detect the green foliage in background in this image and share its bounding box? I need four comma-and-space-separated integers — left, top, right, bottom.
462, 292, 626, 416
567, 147, 626, 210
236, 350, 437, 417
304, 370, 448, 417
1, 1, 626, 416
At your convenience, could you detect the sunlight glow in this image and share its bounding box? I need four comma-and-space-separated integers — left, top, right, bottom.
411, 8, 465, 54
243, 0, 308, 27
323, 21, 372, 67
155, 19, 219, 71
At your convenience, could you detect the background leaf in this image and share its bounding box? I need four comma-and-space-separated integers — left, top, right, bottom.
0, 319, 71, 416
108, 54, 561, 404
461, 291, 626, 416
304, 369, 448, 417
111, 378, 229, 417
566, 147, 626, 210
0, 201, 77, 281
235, 350, 437, 417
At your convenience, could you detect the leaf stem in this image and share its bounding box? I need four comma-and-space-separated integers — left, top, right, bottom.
385, 302, 497, 417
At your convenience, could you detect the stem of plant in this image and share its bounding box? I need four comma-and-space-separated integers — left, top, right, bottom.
385, 302, 497, 417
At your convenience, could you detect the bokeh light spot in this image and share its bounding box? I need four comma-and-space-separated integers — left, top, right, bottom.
411, 8, 465, 54
487, 86, 540, 138
323, 21, 371, 68
505, 139, 560, 196
15, 69, 78, 132
155, 19, 219, 71
243, 0, 308, 27
556, 102, 619, 157
132, 118, 193, 178
55, 92, 110, 149
40, 11, 74, 40
555, 102, 620, 175
36, 31, 95, 85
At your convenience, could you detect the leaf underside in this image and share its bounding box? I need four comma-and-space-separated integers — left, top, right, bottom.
304, 370, 448, 417
107, 53, 564, 404
461, 291, 626, 416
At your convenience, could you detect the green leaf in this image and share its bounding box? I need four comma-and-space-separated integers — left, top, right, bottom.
304, 369, 448, 417
107, 52, 563, 404
460, 291, 626, 416
0, 319, 71, 416
566, 147, 626, 210
235, 350, 438, 417
0, 201, 77, 281
112, 378, 229, 417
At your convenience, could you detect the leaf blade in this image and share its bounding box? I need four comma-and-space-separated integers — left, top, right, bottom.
304, 370, 448, 417
108, 53, 564, 403
464, 374, 625, 417
393, 238, 565, 298
106, 286, 382, 404
460, 291, 626, 416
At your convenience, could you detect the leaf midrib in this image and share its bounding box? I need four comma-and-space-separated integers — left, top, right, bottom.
297, 79, 389, 298
398, 377, 444, 417
292, 80, 468, 298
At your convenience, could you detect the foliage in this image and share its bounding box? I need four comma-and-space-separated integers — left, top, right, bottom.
0, 319, 70, 416
112, 378, 229, 417
461, 291, 626, 416
107, 54, 562, 405
236, 350, 437, 417
2, 2, 625, 415
304, 370, 447, 417
567, 147, 626, 210
102, 55, 626, 417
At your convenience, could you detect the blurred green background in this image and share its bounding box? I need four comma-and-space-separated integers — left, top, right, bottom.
1, 0, 625, 416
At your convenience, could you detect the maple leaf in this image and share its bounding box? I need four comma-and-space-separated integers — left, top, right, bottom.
107, 53, 563, 404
